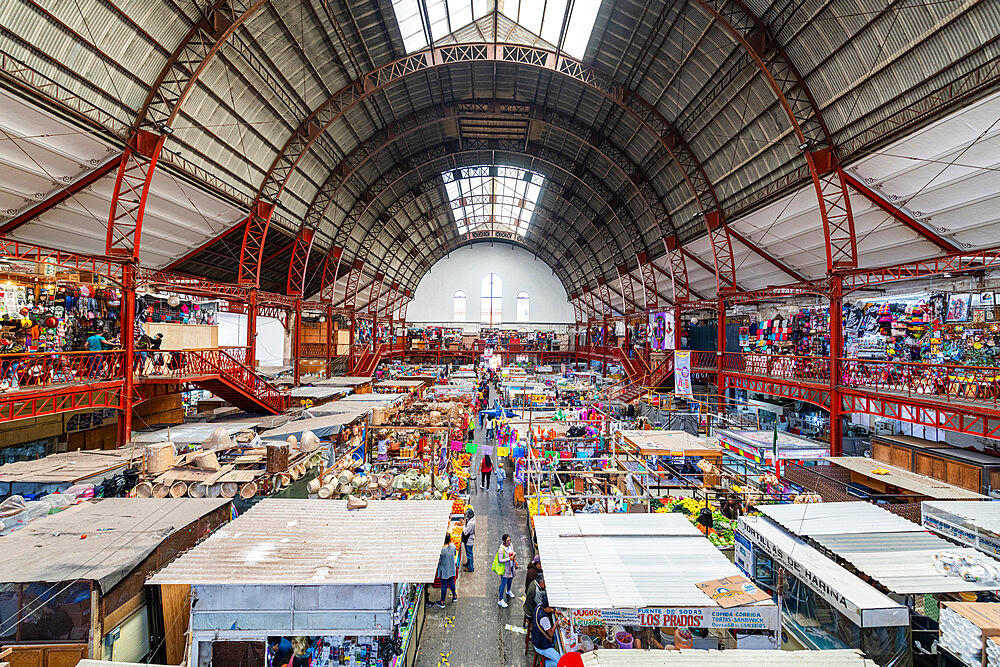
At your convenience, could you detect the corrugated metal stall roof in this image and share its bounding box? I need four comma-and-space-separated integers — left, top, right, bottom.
0, 498, 229, 593
534, 514, 771, 609
923, 500, 1000, 536
581, 649, 877, 666
757, 502, 923, 536
812, 532, 1000, 594
149, 499, 452, 585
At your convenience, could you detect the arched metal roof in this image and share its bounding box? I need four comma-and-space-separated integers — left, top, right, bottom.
0, 0, 997, 303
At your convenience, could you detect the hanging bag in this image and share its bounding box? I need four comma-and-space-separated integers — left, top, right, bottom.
492, 549, 505, 576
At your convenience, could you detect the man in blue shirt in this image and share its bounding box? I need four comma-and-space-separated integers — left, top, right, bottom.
85, 331, 114, 378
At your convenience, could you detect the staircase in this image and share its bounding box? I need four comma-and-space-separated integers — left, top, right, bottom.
351, 344, 384, 376
611, 353, 675, 403
178, 348, 286, 414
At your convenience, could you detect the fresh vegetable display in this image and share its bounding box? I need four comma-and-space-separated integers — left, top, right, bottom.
652, 496, 735, 548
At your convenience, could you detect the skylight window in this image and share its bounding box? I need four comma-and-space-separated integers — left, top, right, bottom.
389, 0, 602, 58
442, 165, 544, 237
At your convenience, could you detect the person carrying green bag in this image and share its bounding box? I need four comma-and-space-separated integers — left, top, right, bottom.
494, 533, 517, 607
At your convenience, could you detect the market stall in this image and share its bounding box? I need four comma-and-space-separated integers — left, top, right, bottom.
737, 514, 910, 664
148, 499, 453, 667
922, 500, 1000, 557
374, 379, 427, 397
870, 434, 1000, 497
314, 375, 374, 393
579, 649, 878, 667
715, 429, 829, 499
0, 449, 142, 497
826, 456, 987, 502
534, 513, 779, 654
0, 498, 230, 666
754, 502, 1000, 661
614, 430, 724, 492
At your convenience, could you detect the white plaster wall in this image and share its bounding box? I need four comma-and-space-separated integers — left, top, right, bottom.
406, 243, 575, 327
217, 312, 286, 365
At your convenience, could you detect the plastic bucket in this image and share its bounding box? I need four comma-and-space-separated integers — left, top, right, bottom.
615, 632, 633, 649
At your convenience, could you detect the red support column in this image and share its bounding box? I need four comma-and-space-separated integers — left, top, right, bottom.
117, 262, 137, 446
319, 246, 344, 303
239, 201, 276, 286
663, 237, 690, 302
247, 289, 258, 368
293, 298, 302, 386
705, 211, 737, 294
325, 304, 333, 379
616, 265, 635, 316
106, 131, 166, 259
286, 228, 316, 296
717, 297, 726, 412
348, 311, 356, 373
808, 149, 859, 272
829, 275, 844, 456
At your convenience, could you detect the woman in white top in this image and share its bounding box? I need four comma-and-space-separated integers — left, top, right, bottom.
496, 533, 517, 607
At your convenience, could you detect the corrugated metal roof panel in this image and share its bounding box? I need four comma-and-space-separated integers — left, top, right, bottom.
534, 514, 771, 609
149, 499, 453, 585
757, 502, 922, 536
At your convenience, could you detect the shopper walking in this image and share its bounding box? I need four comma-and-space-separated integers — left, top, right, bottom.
495, 533, 517, 607
435, 533, 458, 608
460, 507, 475, 572
495, 460, 506, 493
480, 455, 493, 490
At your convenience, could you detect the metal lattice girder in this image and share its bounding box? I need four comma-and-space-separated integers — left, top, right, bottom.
692, 0, 857, 273
136, 0, 269, 131
596, 278, 615, 317
692, 0, 830, 147
841, 246, 1000, 292
840, 389, 1000, 439
704, 211, 737, 292
105, 131, 166, 258
238, 200, 276, 286
342, 259, 365, 311
367, 274, 385, 315
258, 43, 746, 277
398, 291, 412, 323
663, 236, 691, 302
616, 264, 637, 315
302, 103, 679, 253
635, 252, 659, 311
807, 149, 859, 271
331, 145, 634, 279
569, 293, 584, 326
286, 227, 316, 296
318, 246, 344, 303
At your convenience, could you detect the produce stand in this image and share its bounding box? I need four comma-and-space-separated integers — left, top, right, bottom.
614, 430, 725, 493
149, 499, 453, 667
534, 513, 779, 655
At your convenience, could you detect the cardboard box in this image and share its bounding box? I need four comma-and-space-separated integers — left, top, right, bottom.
696, 576, 771, 608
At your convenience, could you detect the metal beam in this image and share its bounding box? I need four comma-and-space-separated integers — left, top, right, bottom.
0, 155, 121, 235
842, 171, 960, 252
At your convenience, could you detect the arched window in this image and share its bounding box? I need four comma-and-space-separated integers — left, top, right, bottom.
481, 273, 502, 324
516, 292, 529, 322
453, 290, 467, 322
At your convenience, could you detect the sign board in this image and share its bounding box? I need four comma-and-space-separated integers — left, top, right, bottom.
569, 605, 777, 630
695, 576, 770, 608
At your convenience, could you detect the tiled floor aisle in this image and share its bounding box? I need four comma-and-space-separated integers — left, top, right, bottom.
416, 386, 534, 667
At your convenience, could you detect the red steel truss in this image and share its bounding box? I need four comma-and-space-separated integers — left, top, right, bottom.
286, 227, 316, 296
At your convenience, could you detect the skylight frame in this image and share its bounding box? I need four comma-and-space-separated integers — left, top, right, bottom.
389, 0, 602, 58
442, 165, 545, 237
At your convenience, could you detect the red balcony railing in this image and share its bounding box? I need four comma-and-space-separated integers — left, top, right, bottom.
722, 352, 832, 383
839, 358, 1000, 407
0, 350, 125, 389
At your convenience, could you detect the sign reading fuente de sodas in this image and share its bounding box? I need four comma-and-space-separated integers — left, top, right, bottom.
570, 606, 777, 630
